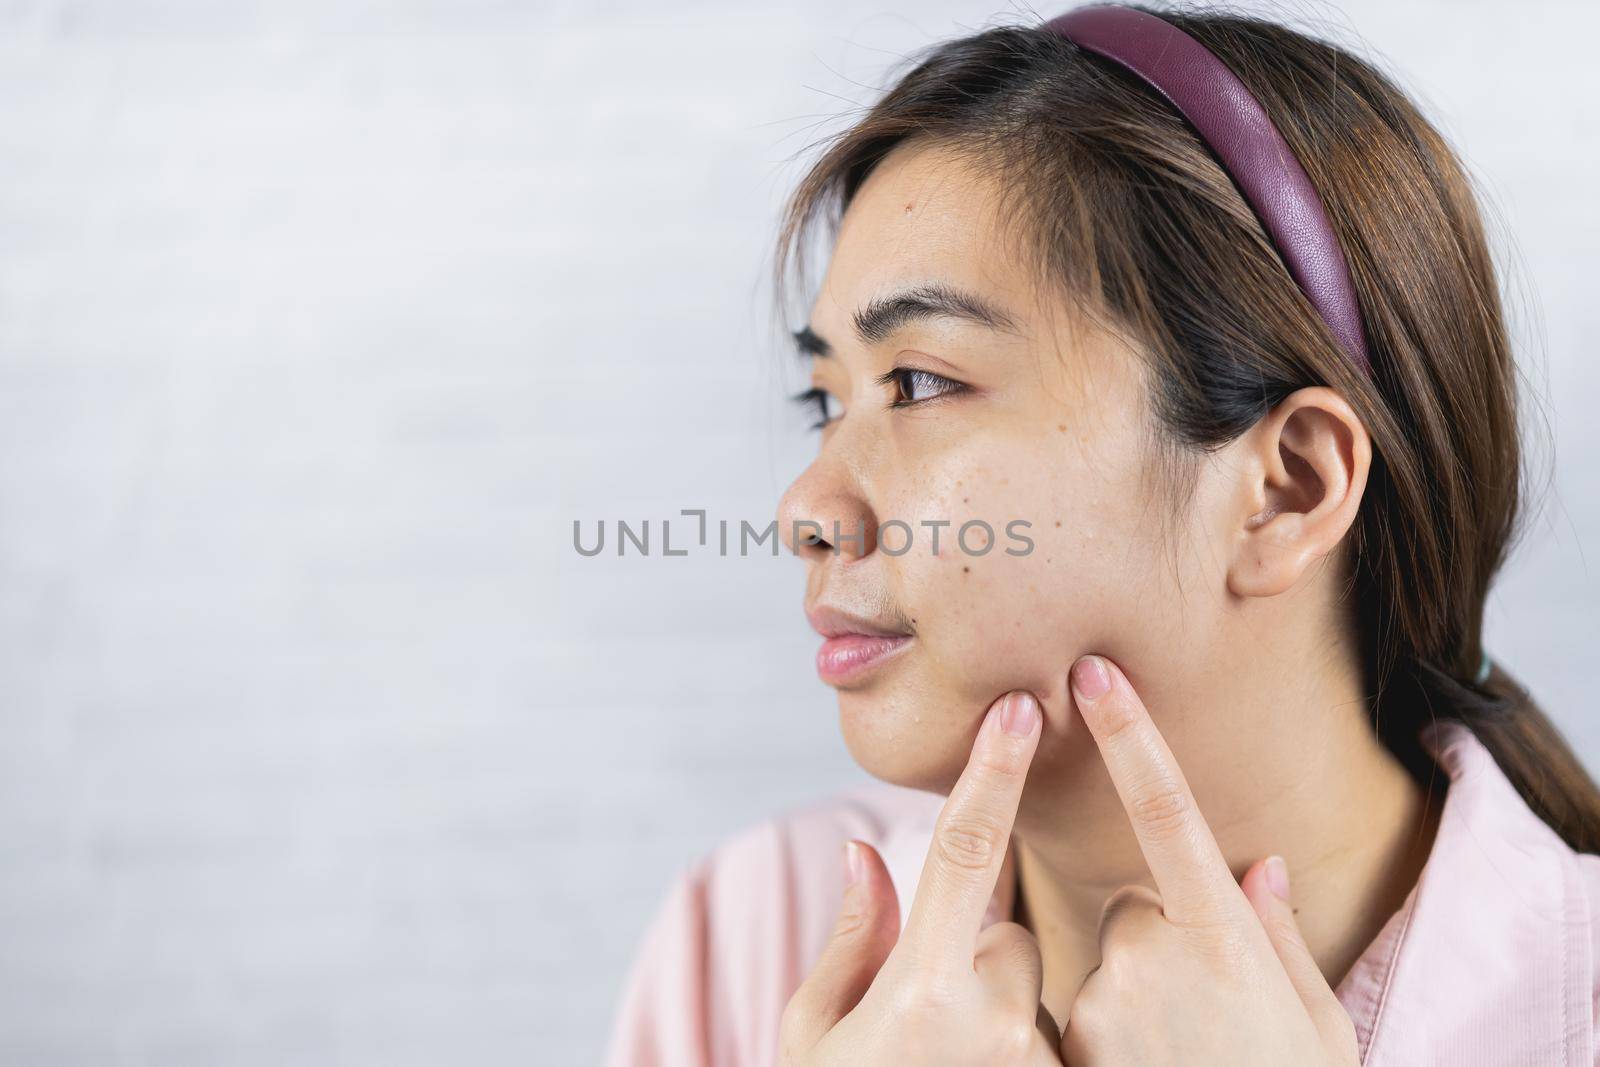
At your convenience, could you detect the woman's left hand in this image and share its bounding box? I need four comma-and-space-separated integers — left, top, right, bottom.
1057, 655, 1361, 1066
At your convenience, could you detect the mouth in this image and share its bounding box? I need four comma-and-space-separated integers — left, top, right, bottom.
805, 604, 914, 687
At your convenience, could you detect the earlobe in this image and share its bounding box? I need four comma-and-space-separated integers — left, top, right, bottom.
1229, 513, 1320, 598
1225, 388, 1370, 600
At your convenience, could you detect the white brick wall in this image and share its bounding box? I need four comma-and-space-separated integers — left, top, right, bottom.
0, 2, 1594, 1063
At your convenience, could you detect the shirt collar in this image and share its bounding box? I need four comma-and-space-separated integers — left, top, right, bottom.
1335, 719, 1594, 1064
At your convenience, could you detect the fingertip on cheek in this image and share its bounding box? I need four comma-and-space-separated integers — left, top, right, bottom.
1069, 654, 1114, 703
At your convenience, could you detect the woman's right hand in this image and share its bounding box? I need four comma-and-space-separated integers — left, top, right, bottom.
778, 690, 1061, 1065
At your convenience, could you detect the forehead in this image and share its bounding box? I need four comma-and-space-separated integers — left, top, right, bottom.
811, 141, 1040, 329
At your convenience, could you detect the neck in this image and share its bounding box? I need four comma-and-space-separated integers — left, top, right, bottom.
1010, 656, 1442, 1032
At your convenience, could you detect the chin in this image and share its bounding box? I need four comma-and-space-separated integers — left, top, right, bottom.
834, 684, 979, 795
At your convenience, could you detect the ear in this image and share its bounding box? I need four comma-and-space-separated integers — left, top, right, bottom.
1226, 387, 1371, 599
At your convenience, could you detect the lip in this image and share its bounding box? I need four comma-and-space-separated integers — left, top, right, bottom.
805, 604, 913, 686
815, 633, 912, 685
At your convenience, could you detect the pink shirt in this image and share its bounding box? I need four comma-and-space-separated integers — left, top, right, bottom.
603, 721, 1600, 1065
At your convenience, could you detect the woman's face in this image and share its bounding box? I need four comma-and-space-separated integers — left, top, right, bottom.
779, 141, 1230, 794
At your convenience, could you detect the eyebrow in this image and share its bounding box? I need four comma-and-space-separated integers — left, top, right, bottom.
791, 282, 1022, 358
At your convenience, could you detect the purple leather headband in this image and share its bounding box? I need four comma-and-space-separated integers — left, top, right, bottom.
1046, 4, 1372, 376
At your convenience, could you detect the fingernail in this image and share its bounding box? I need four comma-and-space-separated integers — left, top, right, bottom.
997, 692, 1040, 737
1265, 855, 1291, 901
1070, 655, 1111, 702
843, 840, 864, 888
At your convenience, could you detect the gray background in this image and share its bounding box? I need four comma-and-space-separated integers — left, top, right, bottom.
0, 1, 1594, 1064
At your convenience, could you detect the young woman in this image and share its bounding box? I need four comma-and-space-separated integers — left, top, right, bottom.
604, 5, 1600, 1064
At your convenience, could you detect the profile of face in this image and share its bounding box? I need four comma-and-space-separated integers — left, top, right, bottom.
778, 139, 1367, 798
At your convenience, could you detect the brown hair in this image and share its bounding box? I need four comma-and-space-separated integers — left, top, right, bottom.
772, 4, 1600, 851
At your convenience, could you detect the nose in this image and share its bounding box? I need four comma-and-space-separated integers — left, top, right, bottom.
778, 448, 879, 564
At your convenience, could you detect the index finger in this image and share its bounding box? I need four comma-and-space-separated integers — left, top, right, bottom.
1069, 655, 1244, 924
900, 690, 1042, 970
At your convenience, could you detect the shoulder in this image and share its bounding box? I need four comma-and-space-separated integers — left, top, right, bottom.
674, 780, 941, 982
695, 780, 944, 910
1575, 852, 1600, 1049
602, 783, 942, 1067
697, 780, 943, 955
1349, 723, 1600, 1064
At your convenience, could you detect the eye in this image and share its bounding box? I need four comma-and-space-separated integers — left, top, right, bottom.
882, 367, 966, 407
790, 387, 844, 431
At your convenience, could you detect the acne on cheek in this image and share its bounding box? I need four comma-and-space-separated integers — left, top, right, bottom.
909, 474, 1138, 735
952, 546, 1103, 693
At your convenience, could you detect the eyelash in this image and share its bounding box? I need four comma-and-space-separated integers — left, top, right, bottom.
876, 367, 967, 408
790, 387, 840, 431
789, 368, 967, 432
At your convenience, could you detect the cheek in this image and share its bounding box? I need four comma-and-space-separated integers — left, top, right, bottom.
884, 439, 1173, 702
